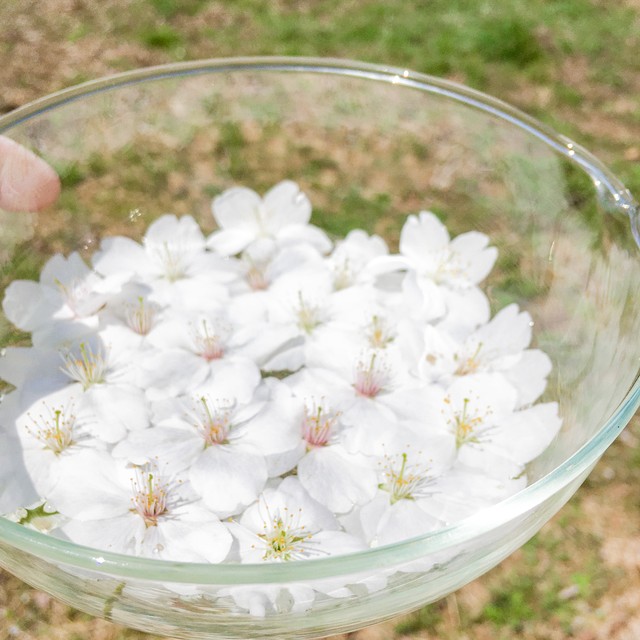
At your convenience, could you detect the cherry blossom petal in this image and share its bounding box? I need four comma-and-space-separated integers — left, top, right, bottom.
297, 446, 377, 513
190, 446, 268, 517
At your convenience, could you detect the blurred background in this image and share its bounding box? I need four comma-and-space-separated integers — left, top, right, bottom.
1, 1, 640, 638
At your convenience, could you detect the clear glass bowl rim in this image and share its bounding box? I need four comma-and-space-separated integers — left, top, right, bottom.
0, 56, 638, 584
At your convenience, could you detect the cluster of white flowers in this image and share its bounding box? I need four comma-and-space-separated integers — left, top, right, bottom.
0, 180, 561, 568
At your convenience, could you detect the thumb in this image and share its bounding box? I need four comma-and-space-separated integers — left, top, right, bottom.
0, 136, 61, 212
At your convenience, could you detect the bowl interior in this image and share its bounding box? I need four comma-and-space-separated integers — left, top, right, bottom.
0, 59, 639, 638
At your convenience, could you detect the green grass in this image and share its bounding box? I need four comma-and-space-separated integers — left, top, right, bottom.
138, 24, 183, 49
314, 189, 391, 237
148, 0, 208, 18
395, 603, 443, 635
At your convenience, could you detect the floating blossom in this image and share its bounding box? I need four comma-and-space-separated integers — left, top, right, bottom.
92, 214, 238, 312
354, 434, 454, 546
1, 252, 123, 347
276, 384, 378, 513
232, 477, 365, 563
328, 229, 389, 290
418, 374, 562, 478
140, 312, 260, 401
208, 181, 332, 257
49, 452, 232, 562
419, 304, 552, 406
369, 212, 497, 336
113, 381, 301, 517
398, 212, 497, 287
8, 387, 110, 497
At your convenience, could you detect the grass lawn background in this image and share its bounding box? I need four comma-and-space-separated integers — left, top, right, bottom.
1, 1, 640, 638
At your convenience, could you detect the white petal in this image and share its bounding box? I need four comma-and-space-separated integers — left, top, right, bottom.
2, 280, 60, 332
140, 350, 208, 399
82, 385, 149, 443
276, 224, 332, 254
58, 514, 142, 554
0, 348, 67, 401
263, 180, 311, 230
145, 214, 205, 249
400, 212, 449, 266
207, 228, 257, 257
190, 446, 268, 517
0, 435, 39, 514
112, 427, 202, 470
47, 451, 128, 520
147, 515, 232, 563
375, 498, 441, 546
504, 349, 552, 407
40, 252, 91, 287
212, 187, 262, 231
312, 530, 367, 556
450, 231, 497, 284
499, 402, 562, 464
208, 357, 262, 404
92, 236, 148, 277
297, 447, 377, 513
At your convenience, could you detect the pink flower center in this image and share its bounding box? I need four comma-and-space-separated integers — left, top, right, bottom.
131, 467, 168, 528
193, 320, 226, 361
193, 396, 231, 446
302, 402, 340, 448
353, 353, 390, 398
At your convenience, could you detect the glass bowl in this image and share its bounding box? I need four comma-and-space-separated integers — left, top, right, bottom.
0, 57, 638, 640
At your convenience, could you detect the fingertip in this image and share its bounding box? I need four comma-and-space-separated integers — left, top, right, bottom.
0, 136, 61, 213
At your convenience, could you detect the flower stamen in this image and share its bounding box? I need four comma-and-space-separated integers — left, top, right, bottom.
353, 352, 390, 398
452, 397, 491, 448
302, 401, 340, 448
258, 507, 314, 562
454, 342, 483, 376
27, 404, 76, 454
152, 242, 186, 282
125, 297, 157, 335
295, 292, 324, 335
332, 258, 353, 290
366, 315, 395, 349
192, 396, 232, 446
54, 278, 93, 317
60, 343, 107, 389
193, 319, 225, 361
379, 452, 433, 503
130, 466, 168, 528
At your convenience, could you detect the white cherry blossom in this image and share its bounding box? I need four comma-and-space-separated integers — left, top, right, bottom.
92, 214, 238, 311
49, 451, 232, 562
231, 477, 365, 563
208, 181, 331, 256
328, 229, 389, 290
2, 252, 123, 347
419, 304, 553, 406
